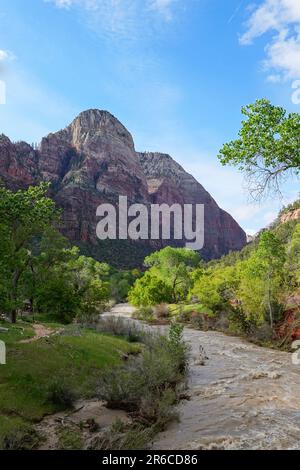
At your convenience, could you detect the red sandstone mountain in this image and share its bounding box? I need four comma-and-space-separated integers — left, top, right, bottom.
0, 109, 246, 267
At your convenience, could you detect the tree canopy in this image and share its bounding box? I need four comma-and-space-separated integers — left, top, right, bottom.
218, 99, 300, 200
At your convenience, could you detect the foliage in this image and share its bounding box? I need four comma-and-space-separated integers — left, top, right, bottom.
129, 247, 201, 306
144, 247, 201, 302
0, 183, 111, 324
133, 306, 155, 322
191, 265, 238, 311
46, 380, 77, 409
91, 419, 157, 450
0, 417, 40, 450
128, 271, 173, 306
0, 184, 59, 322
98, 328, 187, 424
237, 232, 286, 328
286, 222, 300, 289
219, 99, 300, 199
58, 428, 84, 450
0, 326, 139, 423
168, 322, 184, 348
110, 269, 142, 302
153, 303, 170, 320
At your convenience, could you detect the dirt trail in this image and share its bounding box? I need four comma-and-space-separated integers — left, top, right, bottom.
20, 324, 55, 343
110, 303, 300, 450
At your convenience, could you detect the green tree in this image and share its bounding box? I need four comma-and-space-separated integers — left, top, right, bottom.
110, 269, 141, 302
219, 99, 300, 199
286, 222, 300, 289
191, 265, 238, 311
128, 271, 173, 306
238, 232, 286, 328
34, 247, 110, 323
144, 247, 201, 303
0, 184, 59, 322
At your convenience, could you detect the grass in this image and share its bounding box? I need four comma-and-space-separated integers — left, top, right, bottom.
0, 322, 141, 449
58, 428, 84, 450
0, 415, 40, 450
0, 320, 35, 346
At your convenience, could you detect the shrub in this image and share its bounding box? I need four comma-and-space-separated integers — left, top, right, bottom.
58, 427, 84, 450
90, 419, 155, 450
190, 312, 204, 330
96, 316, 143, 343
0, 421, 40, 450
153, 303, 170, 320
228, 307, 254, 335
47, 380, 77, 409
250, 322, 274, 343
98, 328, 188, 422
128, 272, 173, 306
133, 306, 154, 322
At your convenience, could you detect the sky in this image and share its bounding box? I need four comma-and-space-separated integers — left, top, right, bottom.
0, 0, 300, 235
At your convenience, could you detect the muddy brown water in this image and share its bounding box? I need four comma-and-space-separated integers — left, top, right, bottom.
110, 304, 300, 450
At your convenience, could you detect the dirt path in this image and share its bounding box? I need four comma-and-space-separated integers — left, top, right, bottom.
109, 304, 300, 450
20, 324, 55, 344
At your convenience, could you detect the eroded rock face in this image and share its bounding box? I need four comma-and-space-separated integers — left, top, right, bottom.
0, 110, 246, 266
138, 152, 246, 259
0, 135, 39, 189
280, 208, 300, 224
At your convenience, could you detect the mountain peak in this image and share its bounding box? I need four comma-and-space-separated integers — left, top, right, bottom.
73, 109, 116, 126
0, 108, 246, 266
65, 109, 135, 150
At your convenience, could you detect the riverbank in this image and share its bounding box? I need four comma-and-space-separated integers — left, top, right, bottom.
0, 322, 140, 449
0, 307, 187, 450
99, 305, 300, 450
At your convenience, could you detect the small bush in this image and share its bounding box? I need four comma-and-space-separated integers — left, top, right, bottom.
133, 306, 154, 322
90, 419, 155, 450
190, 312, 204, 330
250, 322, 275, 343
178, 306, 191, 323
153, 303, 170, 320
58, 427, 84, 450
0, 420, 40, 450
228, 308, 254, 335
213, 312, 230, 331
96, 316, 143, 343
47, 380, 77, 409
98, 327, 188, 421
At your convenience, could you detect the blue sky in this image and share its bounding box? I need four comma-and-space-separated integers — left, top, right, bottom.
0, 0, 299, 234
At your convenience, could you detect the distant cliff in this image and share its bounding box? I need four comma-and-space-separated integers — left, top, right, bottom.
0, 109, 246, 267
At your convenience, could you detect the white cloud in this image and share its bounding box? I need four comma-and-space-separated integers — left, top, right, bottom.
245, 228, 257, 236
148, 0, 177, 20
48, 0, 73, 7
45, 0, 180, 35
0, 50, 9, 61
241, 0, 300, 80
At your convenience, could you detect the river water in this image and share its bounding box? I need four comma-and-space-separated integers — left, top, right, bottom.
109, 304, 300, 450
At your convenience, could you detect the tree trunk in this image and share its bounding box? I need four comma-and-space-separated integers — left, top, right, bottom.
11, 309, 17, 324
267, 272, 273, 329
10, 269, 21, 324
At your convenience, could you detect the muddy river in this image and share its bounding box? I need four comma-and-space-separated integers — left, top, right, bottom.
111, 304, 300, 450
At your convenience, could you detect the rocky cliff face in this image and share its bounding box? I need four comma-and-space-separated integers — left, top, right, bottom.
280, 208, 300, 225
0, 110, 246, 267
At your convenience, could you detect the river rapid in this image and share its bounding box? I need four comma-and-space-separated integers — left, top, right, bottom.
109, 304, 300, 450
